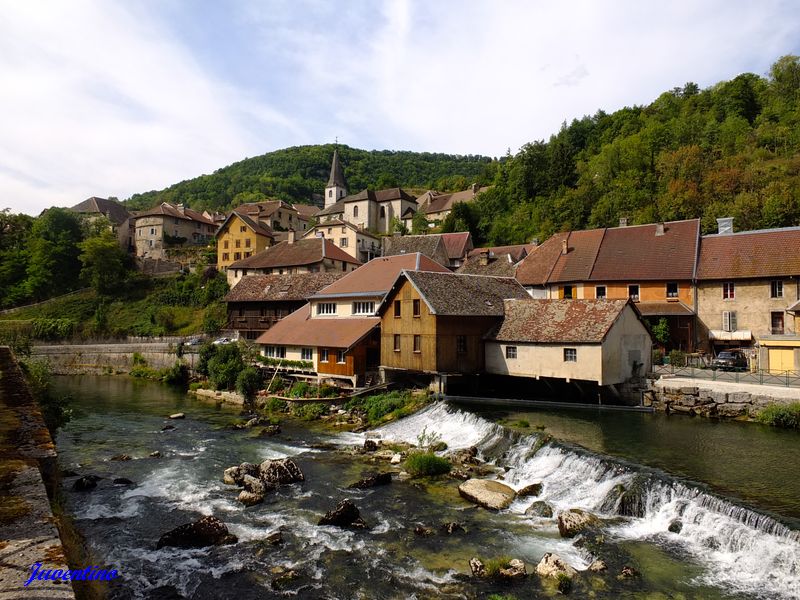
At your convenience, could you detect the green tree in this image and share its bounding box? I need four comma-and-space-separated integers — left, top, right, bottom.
651, 318, 670, 346
236, 367, 263, 408
411, 210, 429, 234
208, 343, 244, 390
25, 208, 83, 301
78, 231, 129, 295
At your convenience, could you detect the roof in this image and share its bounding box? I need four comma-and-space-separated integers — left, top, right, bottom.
313, 253, 450, 298
374, 188, 416, 203
634, 301, 695, 316
389, 271, 529, 317
327, 149, 347, 188
69, 197, 130, 225
256, 304, 378, 350
697, 226, 800, 280
457, 253, 518, 277
515, 219, 700, 286
441, 232, 473, 260
382, 235, 447, 262
302, 219, 379, 240
314, 187, 417, 217
236, 200, 296, 220
422, 186, 489, 215
315, 197, 348, 217
216, 211, 274, 239
468, 244, 535, 263
134, 202, 215, 225
488, 299, 634, 343
223, 273, 344, 303
292, 203, 320, 219
228, 237, 361, 270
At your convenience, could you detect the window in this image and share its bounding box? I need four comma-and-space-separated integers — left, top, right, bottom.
352, 301, 375, 315
337, 350, 346, 363
150, 227, 155, 235
223, 240, 229, 249
771, 311, 785, 335
595, 286, 606, 299
328, 190, 332, 198
354, 206, 359, 218
316, 303, 336, 315
234, 252, 241, 260
380, 206, 386, 219
456, 335, 466, 354
628, 285, 640, 301
413, 299, 421, 317
319, 349, 329, 362
222, 253, 229, 261
265, 346, 286, 359
413, 335, 421, 353
394, 300, 401, 318
562, 285, 573, 299
301, 348, 313, 361
722, 310, 737, 332
564, 348, 577, 362
235, 239, 241, 248
723, 282, 735, 300
340, 237, 348, 247
240, 225, 247, 232
327, 228, 332, 234
771, 280, 783, 298
666, 282, 678, 298
393, 334, 401, 352
245, 238, 251, 248
506, 346, 517, 359
245, 252, 251, 258
341, 227, 346, 233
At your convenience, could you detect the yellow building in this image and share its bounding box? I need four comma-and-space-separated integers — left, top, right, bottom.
216, 211, 274, 270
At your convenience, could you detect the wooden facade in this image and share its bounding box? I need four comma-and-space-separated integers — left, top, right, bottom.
316, 330, 380, 382
227, 301, 304, 340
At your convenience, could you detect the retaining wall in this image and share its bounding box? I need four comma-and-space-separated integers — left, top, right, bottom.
32, 343, 195, 375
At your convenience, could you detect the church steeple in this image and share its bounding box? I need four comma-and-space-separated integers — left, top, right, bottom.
325, 148, 347, 208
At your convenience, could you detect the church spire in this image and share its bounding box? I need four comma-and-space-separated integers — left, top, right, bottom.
325, 147, 348, 208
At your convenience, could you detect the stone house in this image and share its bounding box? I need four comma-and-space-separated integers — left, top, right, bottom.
215, 211, 275, 270
68, 196, 133, 251
302, 219, 380, 263
316, 188, 418, 235
132, 203, 217, 260
485, 299, 652, 387
381, 234, 451, 269
419, 185, 490, 225
235, 200, 306, 233
696, 221, 800, 373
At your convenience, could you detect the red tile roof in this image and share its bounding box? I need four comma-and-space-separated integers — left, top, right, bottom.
224, 273, 344, 302
488, 299, 634, 343
515, 232, 570, 286
313, 253, 450, 298
467, 244, 535, 263
256, 305, 378, 350
134, 202, 215, 225
697, 227, 800, 280
550, 229, 605, 283
440, 232, 473, 260
229, 238, 361, 270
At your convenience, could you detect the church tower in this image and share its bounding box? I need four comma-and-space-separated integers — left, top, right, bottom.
325, 148, 348, 209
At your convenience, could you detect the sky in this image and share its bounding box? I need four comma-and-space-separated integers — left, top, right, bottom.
1, 1, 799, 216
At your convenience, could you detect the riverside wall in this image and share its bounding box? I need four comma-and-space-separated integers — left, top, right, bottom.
646, 377, 800, 418
32, 342, 195, 375
0, 346, 75, 598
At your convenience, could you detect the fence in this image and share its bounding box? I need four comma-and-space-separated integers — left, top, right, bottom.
651, 364, 800, 388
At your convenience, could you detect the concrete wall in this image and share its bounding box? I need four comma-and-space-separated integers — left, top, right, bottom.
32, 343, 194, 375
486, 341, 603, 383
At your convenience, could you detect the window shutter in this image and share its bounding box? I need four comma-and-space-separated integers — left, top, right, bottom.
722, 311, 731, 332
730, 311, 737, 331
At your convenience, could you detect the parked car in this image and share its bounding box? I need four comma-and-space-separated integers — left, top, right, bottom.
186, 337, 203, 346
711, 350, 748, 372
212, 337, 232, 345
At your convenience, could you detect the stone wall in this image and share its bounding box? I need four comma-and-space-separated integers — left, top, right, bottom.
32, 343, 196, 375
646, 379, 799, 419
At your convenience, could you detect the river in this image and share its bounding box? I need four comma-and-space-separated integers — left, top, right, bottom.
53, 376, 800, 599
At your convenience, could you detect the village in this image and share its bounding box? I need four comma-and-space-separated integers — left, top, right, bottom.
62, 150, 800, 405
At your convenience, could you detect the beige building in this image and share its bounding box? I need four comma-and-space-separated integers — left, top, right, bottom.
235, 200, 306, 233
485, 299, 652, 386
215, 211, 274, 270
696, 223, 800, 373
133, 203, 217, 260
419, 184, 489, 224
302, 219, 380, 263
316, 188, 418, 235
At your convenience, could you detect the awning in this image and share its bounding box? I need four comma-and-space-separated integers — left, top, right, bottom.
788, 299, 800, 314
709, 330, 752, 341
635, 301, 694, 317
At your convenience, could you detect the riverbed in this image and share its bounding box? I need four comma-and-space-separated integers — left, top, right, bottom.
53, 376, 800, 599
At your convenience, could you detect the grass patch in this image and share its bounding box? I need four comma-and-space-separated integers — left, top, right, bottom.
756, 402, 800, 429
483, 556, 513, 577
346, 390, 427, 426
404, 452, 451, 477
514, 419, 530, 428
293, 402, 328, 421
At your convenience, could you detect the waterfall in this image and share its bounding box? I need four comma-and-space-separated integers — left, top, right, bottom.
375, 402, 800, 600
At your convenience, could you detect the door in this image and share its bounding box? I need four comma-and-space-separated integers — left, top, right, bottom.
768, 348, 794, 374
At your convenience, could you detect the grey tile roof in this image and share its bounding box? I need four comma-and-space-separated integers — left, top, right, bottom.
224, 272, 344, 302
402, 271, 529, 316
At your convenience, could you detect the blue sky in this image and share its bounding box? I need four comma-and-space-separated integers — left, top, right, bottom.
2, 0, 799, 215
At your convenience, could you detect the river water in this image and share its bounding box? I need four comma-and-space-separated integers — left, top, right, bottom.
53, 376, 800, 600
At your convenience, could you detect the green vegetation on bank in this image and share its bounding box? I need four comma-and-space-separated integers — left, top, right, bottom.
404, 452, 452, 477
756, 403, 800, 429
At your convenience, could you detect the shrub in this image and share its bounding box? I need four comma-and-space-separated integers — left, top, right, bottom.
515, 419, 530, 428
294, 402, 328, 421
207, 344, 244, 390
404, 452, 451, 477
132, 352, 147, 366
756, 403, 800, 429
162, 361, 189, 386
267, 375, 286, 393
556, 571, 572, 593
31, 318, 77, 341
197, 341, 216, 376
317, 383, 339, 398
236, 367, 263, 404
289, 381, 311, 398
482, 556, 513, 578
20, 358, 71, 434
668, 349, 686, 368
265, 397, 287, 413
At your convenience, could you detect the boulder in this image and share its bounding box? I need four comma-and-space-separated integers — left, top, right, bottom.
458, 479, 516, 510
618, 477, 648, 518
517, 482, 543, 498
161, 424, 176, 431
469, 558, 486, 577
245, 416, 273, 428
588, 559, 607, 572
110, 454, 132, 461
619, 565, 639, 579
169, 413, 185, 419
113, 478, 135, 485
363, 439, 379, 452
265, 531, 283, 545
318, 499, 368, 529
390, 454, 402, 464
414, 525, 435, 537
525, 501, 553, 518
224, 462, 261, 486
668, 520, 683, 534
238, 490, 264, 506
149, 451, 162, 458
440, 522, 466, 535
243, 474, 268, 495
258, 425, 281, 437
557, 508, 599, 538
499, 559, 526, 580
156, 516, 237, 549
260, 458, 304, 485
348, 472, 392, 489
223, 466, 240, 486
73, 475, 100, 492
535, 553, 577, 579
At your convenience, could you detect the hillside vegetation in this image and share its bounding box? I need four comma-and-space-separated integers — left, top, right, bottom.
124, 145, 496, 213
453, 55, 800, 244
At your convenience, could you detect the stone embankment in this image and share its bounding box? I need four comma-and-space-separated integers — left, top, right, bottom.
32, 342, 194, 375
0, 346, 75, 598
647, 377, 800, 418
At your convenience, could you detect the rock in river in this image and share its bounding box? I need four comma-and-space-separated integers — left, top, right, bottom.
525, 500, 553, 518
169, 413, 185, 419
156, 516, 238, 549
517, 482, 543, 498
535, 553, 577, 579
458, 479, 516, 510
73, 475, 100, 491
557, 508, 599, 538
348, 472, 392, 489
260, 458, 304, 485
318, 499, 368, 529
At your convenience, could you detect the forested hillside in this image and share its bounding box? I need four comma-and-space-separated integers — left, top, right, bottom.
125, 146, 496, 212
444, 55, 800, 244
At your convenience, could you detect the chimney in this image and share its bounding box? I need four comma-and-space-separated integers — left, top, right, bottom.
479, 250, 489, 266
655, 222, 665, 236
471, 183, 478, 195
561, 239, 568, 255
619, 217, 628, 228
287, 229, 296, 244
716, 217, 734, 235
